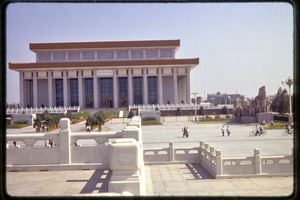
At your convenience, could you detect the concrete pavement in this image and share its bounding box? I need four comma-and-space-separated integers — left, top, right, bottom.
5, 118, 295, 197
6, 164, 294, 197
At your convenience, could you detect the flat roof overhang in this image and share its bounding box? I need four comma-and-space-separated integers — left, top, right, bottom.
29, 39, 180, 52
9, 58, 199, 71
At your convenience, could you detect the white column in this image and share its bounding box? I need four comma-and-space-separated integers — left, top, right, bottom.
158, 68, 163, 104
63, 71, 68, 107
78, 70, 83, 108
143, 69, 148, 104
173, 68, 178, 104
33, 72, 38, 107
48, 71, 53, 107
93, 70, 98, 108
128, 69, 133, 105
19, 72, 25, 108
186, 68, 191, 104
113, 69, 118, 108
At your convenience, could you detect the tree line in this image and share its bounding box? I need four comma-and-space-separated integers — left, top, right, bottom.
270, 87, 293, 115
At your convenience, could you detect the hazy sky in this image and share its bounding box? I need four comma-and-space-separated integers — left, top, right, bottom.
6, 2, 294, 104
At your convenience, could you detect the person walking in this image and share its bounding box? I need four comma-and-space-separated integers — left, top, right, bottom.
49, 140, 53, 147
226, 126, 230, 136
255, 125, 260, 136
221, 126, 225, 136
259, 124, 264, 135
87, 125, 91, 133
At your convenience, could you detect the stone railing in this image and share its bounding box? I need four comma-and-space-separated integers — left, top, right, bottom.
129, 103, 234, 111
7, 116, 145, 195
6, 106, 80, 115
144, 141, 293, 179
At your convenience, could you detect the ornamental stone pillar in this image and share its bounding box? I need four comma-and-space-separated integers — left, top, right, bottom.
59, 118, 71, 164
109, 138, 144, 195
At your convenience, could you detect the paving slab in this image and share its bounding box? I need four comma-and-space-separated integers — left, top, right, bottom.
145, 163, 294, 197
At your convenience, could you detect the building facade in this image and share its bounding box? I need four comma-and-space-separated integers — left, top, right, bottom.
9, 40, 199, 109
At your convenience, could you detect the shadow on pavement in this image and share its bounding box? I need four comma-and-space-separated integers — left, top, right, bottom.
67, 169, 112, 193
185, 163, 214, 180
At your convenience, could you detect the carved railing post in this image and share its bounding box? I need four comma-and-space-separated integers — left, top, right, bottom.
59, 118, 71, 164
109, 138, 144, 195
169, 141, 174, 162
254, 148, 261, 174
215, 149, 222, 177
199, 140, 204, 162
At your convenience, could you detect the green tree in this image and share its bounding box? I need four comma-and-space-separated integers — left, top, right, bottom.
270, 87, 283, 112
278, 89, 289, 114
271, 87, 289, 114
221, 106, 229, 115
175, 108, 182, 116
65, 111, 74, 121
93, 111, 105, 126
199, 106, 205, 115
33, 115, 42, 129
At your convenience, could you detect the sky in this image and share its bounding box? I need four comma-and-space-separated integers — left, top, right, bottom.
5, 2, 294, 104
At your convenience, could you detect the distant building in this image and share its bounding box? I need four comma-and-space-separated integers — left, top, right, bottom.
191, 96, 203, 104
207, 92, 247, 105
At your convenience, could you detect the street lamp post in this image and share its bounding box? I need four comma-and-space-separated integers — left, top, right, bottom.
191, 92, 198, 116
282, 76, 293, 125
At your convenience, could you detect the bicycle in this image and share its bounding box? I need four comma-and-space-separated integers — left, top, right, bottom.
282, 129, 294, 136
249, 129, 267, 136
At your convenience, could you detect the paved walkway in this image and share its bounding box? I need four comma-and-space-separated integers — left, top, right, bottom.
6, 164, 294, 197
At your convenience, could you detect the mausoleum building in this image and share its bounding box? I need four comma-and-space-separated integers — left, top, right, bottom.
9, 39, 199, 109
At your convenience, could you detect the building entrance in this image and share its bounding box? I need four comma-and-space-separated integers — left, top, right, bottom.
100, 78, 113, 108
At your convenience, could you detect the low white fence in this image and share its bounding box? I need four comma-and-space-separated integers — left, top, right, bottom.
129, 103, 233, 111
7, 116, 145, 195
6, 106, 80, 115
144, 141, 293, 179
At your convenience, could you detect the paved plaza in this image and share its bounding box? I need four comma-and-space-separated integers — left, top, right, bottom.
5, 118, 295, 197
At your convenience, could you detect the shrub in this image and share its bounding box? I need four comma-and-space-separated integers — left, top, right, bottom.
205, 115, 213, 120
199, 106, 205, 115
226, 114, 231, 119
175, 108, 182, 116
212, 112, 217, 115
14, 120, 28, 124
155, 107, 159, 111
164, 113, 172, 116
128, 110, 134, 118
142, 120, 162, 125
215, 115, 220, 119
7, 124, 29, 128
143, 117, 156, 121
189, 113, 194, 116
222, 106, 229, 115
104, 110, 115, 119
